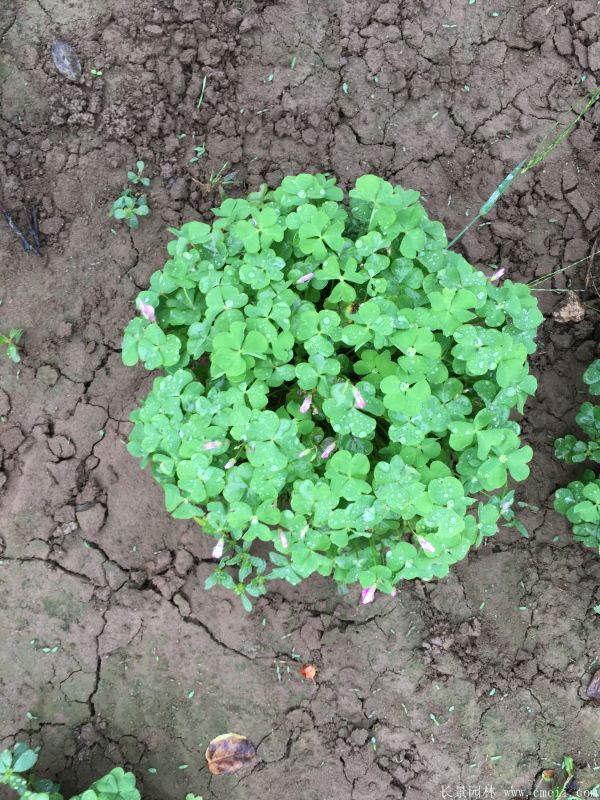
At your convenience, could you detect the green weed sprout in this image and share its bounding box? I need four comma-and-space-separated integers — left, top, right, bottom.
0, 742, 140, 800
189, 146, 206, 164
122, 172, 542, 610
449, 86, 600, 248
554, 359, 600, 553
109, 192, 150, 229
544, 755, 585, 800
109, 162, 151, 229
191, 161, 239, 200
0, 328, 23, 363
208, 162, 239, 196
127, 160, 150, 187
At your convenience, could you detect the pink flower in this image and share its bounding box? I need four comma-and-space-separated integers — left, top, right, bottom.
361, 585, 376, 605
391, 587, 397, 598
138, 300, 156, 323
297, 272, 315, 284
320, 441, 336, 459
299, 395, 313, 414
279, 530, 289, 549
224, 458, 236, 470
489, 268, 505, 282
203, 440, 222, 451
352, 386, 366, 409
212, 538, 224, 559
418, 537, 436, 554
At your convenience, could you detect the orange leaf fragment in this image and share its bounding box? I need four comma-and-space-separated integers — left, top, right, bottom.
300, 663, 317, 681
205, 733, 257, 775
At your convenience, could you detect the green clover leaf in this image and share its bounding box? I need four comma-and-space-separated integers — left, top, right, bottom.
322, 382, 377, 438
584, 360, 600, 395
137, 324, 181, 370
380, 372, 431, 415
325, 450, 371, 501
212, 321, 269, 379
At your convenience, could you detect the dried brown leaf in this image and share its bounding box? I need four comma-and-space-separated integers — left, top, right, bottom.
205, 733, 257, 775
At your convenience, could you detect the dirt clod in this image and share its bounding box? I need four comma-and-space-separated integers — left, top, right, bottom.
552, 291, 586, 324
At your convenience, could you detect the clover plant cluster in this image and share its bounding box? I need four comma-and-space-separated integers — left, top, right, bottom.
0, 743, 139, 800
122, 173, 542, 608
554, 359, 600, 552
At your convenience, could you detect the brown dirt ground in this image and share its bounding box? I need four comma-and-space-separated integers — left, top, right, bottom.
1, 1, 600, 798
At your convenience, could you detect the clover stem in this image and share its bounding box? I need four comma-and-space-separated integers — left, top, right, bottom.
369, 536, 381, 566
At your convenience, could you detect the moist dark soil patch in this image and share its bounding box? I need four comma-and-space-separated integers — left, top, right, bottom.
1, 1, 600, 798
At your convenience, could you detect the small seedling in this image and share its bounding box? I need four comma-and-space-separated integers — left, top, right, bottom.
0, 328, 23, 363
109, 191, 149, 229
191, 161, 239, 199
547, 755, 579, 800
209, 162, 238, 191
554, 358, 600, 553
189, 146, 206, 164
90, 68, 103, 77
127, 161, 150, 187
109, 163, 151, 229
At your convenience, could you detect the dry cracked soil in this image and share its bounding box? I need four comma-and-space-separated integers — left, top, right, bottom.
1, 0, 600, 799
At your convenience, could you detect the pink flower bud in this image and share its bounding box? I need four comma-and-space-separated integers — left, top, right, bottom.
352, 386, 366, 409
489, 268, 505, 282
320, 441, 336, 459
138, 300, 156, 323
297, 272, 315, 284
224, 458, 236, 470
203, 440, 222, 451
212, 538, 224, 559
390, 587, 397, 598
418, 537, 436, 554
279, 530, 289, 549
361, 585, 376, 605
299, 395, 312, 414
